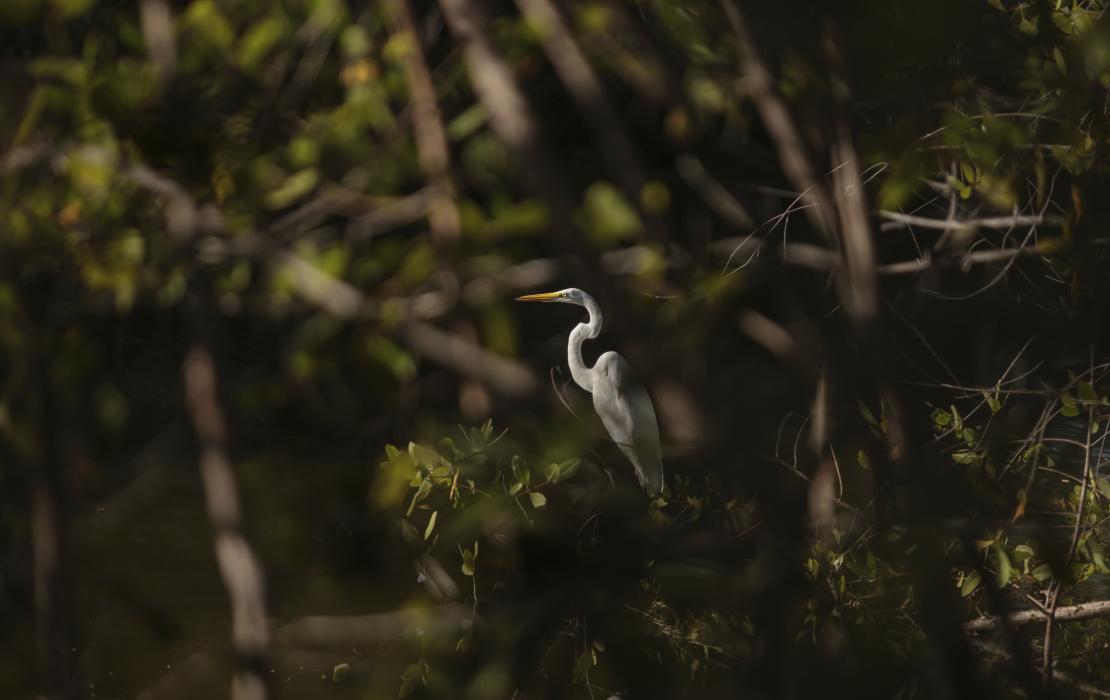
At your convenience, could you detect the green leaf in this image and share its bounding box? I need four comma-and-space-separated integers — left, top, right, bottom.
1092, 544, 1110, 574
1012, 544, 1034, 563
960, 570, 981, 597
580, 181, 642, 243
983, 391, 1002, 414
339, 25, 370, 58
1079, 381, 1099, 402
265, 168, 319, 209
511, 458, 531, 487
932, 408, 953, 427
993, 546, 1013, 586
857, 450, 871, 471
544, 458, 581, 484
399, 662, 425, 697
424, 511, 438, 541
529, 492, 547, 509
1053, 47, 1067, 75
456, 626, 474, 653
859, 401, 880, 427
508, 481, 524, 496
399, 519, 421, 547
1061, 393, 1080, 417
237, 14, 288, 70
1032, 563, 1054, 582
558, 458, 580, 480
960, 161, 977, 184
952, 450, 978, 465
410, 442, 441, 469
364, 336, 417, 380
447, 104, 487, 141
461, 547, 476, 577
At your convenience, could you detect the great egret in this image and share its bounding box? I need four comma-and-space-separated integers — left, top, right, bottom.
516, 288, 664, 495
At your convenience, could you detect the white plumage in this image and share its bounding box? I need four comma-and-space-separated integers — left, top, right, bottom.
517, 288, 664, 495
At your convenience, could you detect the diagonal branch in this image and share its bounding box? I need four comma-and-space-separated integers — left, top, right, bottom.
512, 0, 647, 204
720, 0, 837, 239
183, 290, 270, 700
383, 0, 461, 244
436, 0, 590, 255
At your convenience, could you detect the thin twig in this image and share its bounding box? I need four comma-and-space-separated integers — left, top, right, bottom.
878, 211, 1061, 231
1042, 404, 1093, 689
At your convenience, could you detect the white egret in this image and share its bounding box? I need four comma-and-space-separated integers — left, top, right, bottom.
516, 288, 664, 495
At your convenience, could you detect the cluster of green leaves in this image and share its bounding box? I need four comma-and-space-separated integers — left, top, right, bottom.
932, 379, 1110, 619
373, 421, 759, 694
376, 420, 581, 535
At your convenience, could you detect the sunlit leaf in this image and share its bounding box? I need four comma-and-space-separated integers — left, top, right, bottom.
424, 511, 438, 541
959, 570, 981, 597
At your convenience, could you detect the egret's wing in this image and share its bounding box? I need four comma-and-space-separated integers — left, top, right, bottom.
591, 352, 664, 494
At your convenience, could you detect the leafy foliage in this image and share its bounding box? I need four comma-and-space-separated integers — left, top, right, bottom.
5, 0, 1110, 697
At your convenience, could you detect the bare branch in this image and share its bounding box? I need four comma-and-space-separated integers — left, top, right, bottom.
183, 305, 269, 700
403, 320, 539, 398
971, 637, 1110, 698
0, 140, 52, 175
878, 211, 1063, 232
737, 309, 820, 381
276, 252, 378, 319
830, 127, 879, 322
676, 153, 754, 229
139, 0, 177, 84
720, 0, 837, 238
128, 164, 224, 239
437, 0, 537, 155
965, 599, 1110, 632
274, 251, 538, 397
271, 604, 470, 649
436, 0, 623, 282
513, 0, 647, 203
384, 0, 461, 243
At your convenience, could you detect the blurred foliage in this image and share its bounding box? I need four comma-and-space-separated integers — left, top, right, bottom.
5, 0, 1110, 698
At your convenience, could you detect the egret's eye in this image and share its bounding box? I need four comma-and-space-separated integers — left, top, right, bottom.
561, 292, 568, 298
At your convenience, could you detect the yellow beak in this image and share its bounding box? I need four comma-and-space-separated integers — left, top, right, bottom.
515, 291, 562, 302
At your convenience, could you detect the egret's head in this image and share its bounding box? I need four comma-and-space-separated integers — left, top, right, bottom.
515, 288, 585, 305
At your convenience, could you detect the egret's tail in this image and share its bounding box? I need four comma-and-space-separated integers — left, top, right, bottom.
621, 444, 664, 496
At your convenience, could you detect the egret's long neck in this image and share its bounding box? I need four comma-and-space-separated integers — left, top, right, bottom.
568, 295, 602, 393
